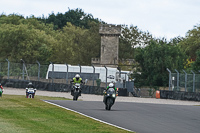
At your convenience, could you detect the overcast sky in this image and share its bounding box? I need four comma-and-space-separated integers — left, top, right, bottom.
1, 0, 200, 40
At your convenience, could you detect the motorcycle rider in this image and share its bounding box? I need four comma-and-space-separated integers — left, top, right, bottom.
104, 82, 117, 93
70, 74, 84, 96
0, 83, 4, 93
26, 82, 36, 97
103, 82, 118, 103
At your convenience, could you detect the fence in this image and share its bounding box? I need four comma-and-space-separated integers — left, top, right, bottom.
0, 61, 48, 81
163, 68, 200, 101
0, 60, 133, 90
167, 68, 200, 93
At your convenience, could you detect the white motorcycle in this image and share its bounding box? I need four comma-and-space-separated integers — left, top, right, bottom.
72, 83, 81, 101
26, 88, 36, 98
71, 79, 87, 101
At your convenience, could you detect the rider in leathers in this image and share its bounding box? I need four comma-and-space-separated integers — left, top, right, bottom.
0, 83, 4, 93
70, 74, 84, 96
26, 82, 36, 97
103, 83, 118, 103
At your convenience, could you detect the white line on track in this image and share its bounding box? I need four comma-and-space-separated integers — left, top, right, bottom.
44, 100, 133, 132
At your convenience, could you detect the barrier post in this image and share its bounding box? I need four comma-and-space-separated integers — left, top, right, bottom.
92, 64, 95, 87
104, 66, 107, 88
175, 69, 179, 91
191, 70, 195, 92
6, 59, 10, 82
50, 62, 54, 85
65, 63, 69, 84
78, 64, 81, 77
182, 70, 187, 92
36, 60, 40, 82
167, 68, 172, 91
21, 59, 25, 80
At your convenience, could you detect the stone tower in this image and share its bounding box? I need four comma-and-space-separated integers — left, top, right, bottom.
99, 24, 121, 67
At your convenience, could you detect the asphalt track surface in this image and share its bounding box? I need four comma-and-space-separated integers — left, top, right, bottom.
45, 100, 200, 133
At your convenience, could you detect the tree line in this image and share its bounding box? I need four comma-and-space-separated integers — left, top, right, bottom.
0, 9, 101, 65
0, 8, 200, 89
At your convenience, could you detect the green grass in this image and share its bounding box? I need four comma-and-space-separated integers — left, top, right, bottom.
0, 95, 132, 133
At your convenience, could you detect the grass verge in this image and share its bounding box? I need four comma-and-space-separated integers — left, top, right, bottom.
0, 94, 132, 133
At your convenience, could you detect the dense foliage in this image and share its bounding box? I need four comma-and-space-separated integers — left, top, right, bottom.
38, 8, 105, 30
0, 15, 55, 63
178, 25, 200, 61
132, 39, 187, 89
119, 25, 152, 59
0, 9, 101, 65
191, 50, 200, 71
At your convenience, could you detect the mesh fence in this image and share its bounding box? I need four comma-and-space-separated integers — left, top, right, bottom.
0, 61, 131, 88
195, 74, 200, 92
0, 62, 49, 81
0, 62, 7, 77
171, 72, 200, 93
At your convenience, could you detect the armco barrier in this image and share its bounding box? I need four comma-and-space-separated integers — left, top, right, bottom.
1, 79, 128, 96
2, 79, 199, 99
160, 90, 200, 101
118, 88, 128, 96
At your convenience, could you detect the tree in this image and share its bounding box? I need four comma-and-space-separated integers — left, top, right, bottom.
133, 39, 187, 89
0, 23, 56, 63
39, 8, 105, 30
0, 13, 24, 25
0, 15, 57, 63
191, 50, 200, 71
0, 14, 101, 65
119, 25, 152, 59
50, 22, 100, 65
78, 21, 101, 65
178, 24, 200, 61
50, 22, 81, 64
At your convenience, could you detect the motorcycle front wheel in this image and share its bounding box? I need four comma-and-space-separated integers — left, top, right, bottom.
73, 92, 79, 101
28, 94, 33, 98
106, 98, 113, 110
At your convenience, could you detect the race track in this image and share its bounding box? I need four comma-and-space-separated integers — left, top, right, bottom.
45, 100, 200, 133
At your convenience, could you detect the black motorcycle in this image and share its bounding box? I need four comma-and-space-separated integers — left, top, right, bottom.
72, 83, 81, 101
103, 87, 117, 110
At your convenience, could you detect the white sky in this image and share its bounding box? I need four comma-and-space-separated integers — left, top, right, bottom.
1, 0, 200, 40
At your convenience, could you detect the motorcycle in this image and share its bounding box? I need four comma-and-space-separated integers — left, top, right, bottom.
71, 79, 87, 101
26, 88, 36, 98
72, 83, 81, 101
103, 87, 117, 110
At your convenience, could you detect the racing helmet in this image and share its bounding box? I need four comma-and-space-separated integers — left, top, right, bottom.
75, 74, 80, 80
109, 83, 114, 88
28, 82, 32, 85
